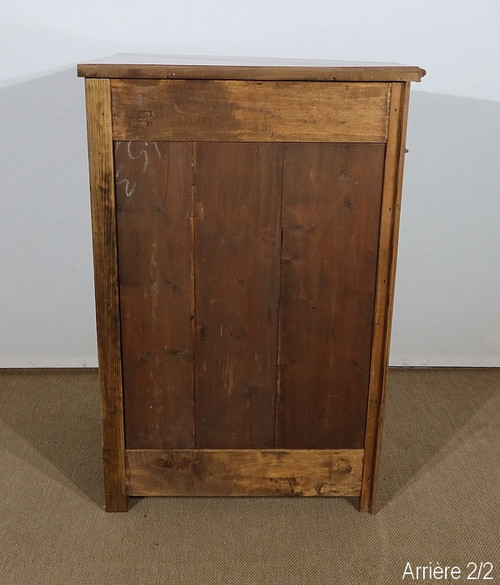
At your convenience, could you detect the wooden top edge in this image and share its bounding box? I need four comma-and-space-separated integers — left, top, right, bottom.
77, 54, 426, 82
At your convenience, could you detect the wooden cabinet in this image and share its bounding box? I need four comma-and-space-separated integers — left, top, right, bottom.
78, 55, 425, 512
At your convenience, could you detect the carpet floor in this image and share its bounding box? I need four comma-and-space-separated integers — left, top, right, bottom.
0, 368, 498, 584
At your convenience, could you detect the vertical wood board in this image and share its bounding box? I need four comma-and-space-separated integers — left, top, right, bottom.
360, 83, 411, 513
115, 141, 195, 450
276, 143, 386, 449
194, 143, 283, 448
84, 78, 127, 511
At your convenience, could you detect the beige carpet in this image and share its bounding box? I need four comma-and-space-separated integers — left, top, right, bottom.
0, 368, 498, 584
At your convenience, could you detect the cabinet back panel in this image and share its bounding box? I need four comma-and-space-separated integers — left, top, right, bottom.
111, 80, 390, 143
116, 140, 385, 451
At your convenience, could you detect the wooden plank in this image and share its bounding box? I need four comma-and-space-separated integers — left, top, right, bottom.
84, 78, 127, 512
360, 83, 410, 513
78, 55, 426, 82
115, 141, 195, 450
194, 143, 283, 448
111, 80, 390, 143
126, 449, 364, 496
276, 143, 386, 450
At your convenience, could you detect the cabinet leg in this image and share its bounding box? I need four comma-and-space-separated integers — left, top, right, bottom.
103, 451, 128, 512
359, 494, 377, 514
105, 493, 128, 513
104, 479, 128, 512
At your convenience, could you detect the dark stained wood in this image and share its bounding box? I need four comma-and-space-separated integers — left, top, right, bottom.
125, 449, 364, 496
276, 143, 386, 450
77, 54, 426, 82
194, 143, 283, 448
111, 80, 390, 143
115, 141, 195, 450
360, 83, 411, 513
84, 78, 127, 511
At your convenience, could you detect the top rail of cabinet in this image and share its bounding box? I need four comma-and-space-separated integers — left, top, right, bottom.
77, 54, 425, 82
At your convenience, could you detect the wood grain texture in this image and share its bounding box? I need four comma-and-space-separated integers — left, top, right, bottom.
276, 143, 385, 450
84, 79, 127, 511
125, 449, 363, 496
360, 83, 410, 513
81, 60, 422, 510
78, 55, 426, 82
111, 80, 390, 143
194, 143, 283, 448
115, 141, 195, 450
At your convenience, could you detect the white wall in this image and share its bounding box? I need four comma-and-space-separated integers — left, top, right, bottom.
1, 0, 499, 367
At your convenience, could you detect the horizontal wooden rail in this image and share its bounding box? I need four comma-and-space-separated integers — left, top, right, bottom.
111, 80, 390, 143
126, 449, 363, 497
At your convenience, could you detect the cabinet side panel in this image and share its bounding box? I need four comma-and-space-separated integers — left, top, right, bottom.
361, 83, 410, 513
194, 143, 283, 448
115, 141, 195, 449
84, 79, 127, 511
276, 143, 385, 449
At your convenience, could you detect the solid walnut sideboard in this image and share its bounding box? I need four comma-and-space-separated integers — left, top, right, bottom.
78, 55, 425, 512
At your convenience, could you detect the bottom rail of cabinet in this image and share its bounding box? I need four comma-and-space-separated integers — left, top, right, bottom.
123, 448, 364, 497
